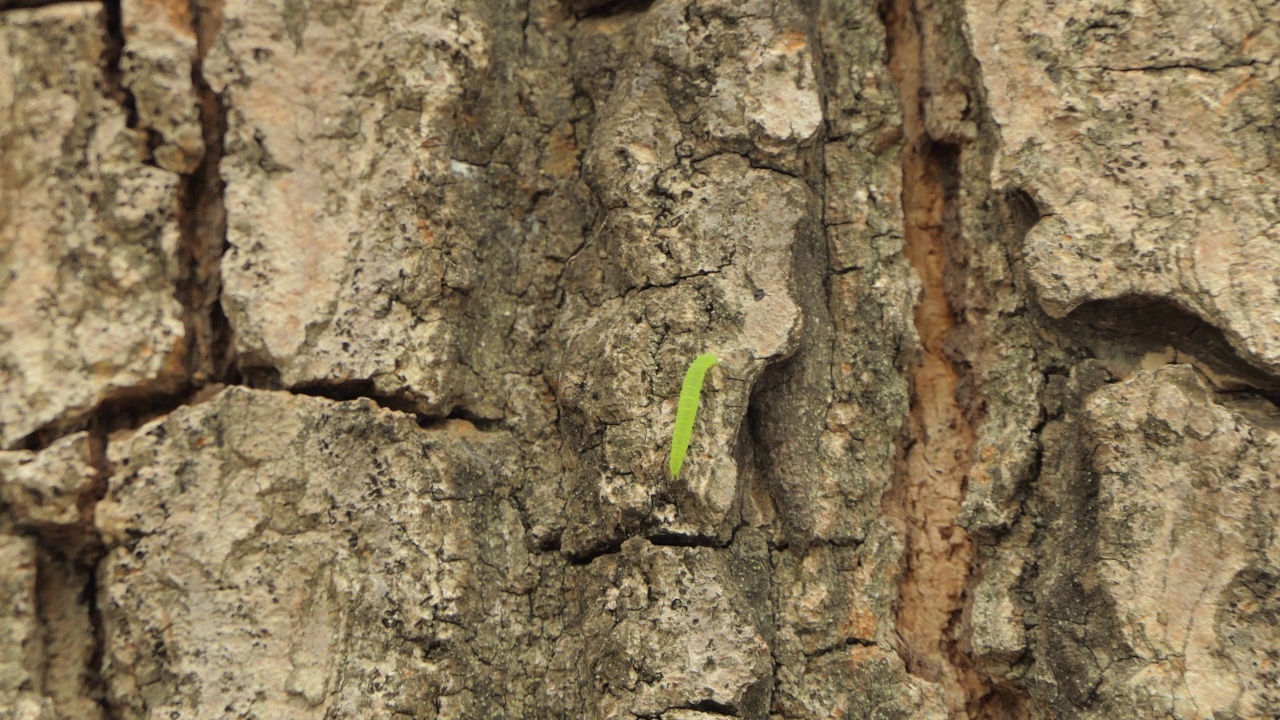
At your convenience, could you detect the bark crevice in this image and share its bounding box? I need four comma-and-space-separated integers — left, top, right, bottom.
291, 379, 507, 430
0, 0, 88, 10
881, 0, 986, 716
176, 0, 235, 389
1055, 297, 1280, 396
103, 0, 172, 167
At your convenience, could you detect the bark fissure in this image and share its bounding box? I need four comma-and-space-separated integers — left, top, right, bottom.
291, 379, 506, 430
81, 545, 114, 720
15, 1, 233, 453
1056, 296, 1280, 397
0, 0, 82, 10
567, 0, 655, 19
675, 698, 739, 716
16, 385, 225, 452
81, 420, 112, 717
84, 9, 232, 717
104, 0, 176, 170
565, 539, 625, 565
177, 0, 234, 388
882, 0, 987, 716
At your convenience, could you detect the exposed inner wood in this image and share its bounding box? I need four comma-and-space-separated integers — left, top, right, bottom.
882, 0, 989, 717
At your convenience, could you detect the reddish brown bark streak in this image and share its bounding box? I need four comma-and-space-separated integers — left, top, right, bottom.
883, 1, 989, 717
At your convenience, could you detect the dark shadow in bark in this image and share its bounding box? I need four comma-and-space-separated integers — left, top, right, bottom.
292, 379, 506, 431
1054, 296, 1280, 398
563, 0, 655, 19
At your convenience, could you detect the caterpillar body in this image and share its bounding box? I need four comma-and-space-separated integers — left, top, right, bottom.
669, 352, 719, 479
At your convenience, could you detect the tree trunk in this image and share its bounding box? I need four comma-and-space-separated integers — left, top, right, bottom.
2, 0, 1278, 717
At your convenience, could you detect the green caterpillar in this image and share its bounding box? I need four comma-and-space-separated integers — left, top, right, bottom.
669, 352, 719, 479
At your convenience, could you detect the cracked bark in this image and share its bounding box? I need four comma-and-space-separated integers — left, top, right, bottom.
2, 0, 1279, 718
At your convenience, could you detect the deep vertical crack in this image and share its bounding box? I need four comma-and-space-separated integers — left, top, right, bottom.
102, 0, 167, 163
881, 0, 988, 717
80, 428, 110, 717
100, 0, 138, 128
90, 3, 231, 716
177, 0, 234, 386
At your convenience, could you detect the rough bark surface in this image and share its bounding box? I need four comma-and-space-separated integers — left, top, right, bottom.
2, 0, 1278, 718
0, 5, 186, 449
967, 0, 1280, 370
1028, 366, 1280, 718
96, 389, 555, 718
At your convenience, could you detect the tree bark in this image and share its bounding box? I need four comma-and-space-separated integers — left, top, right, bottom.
2, 0, 1278, 718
